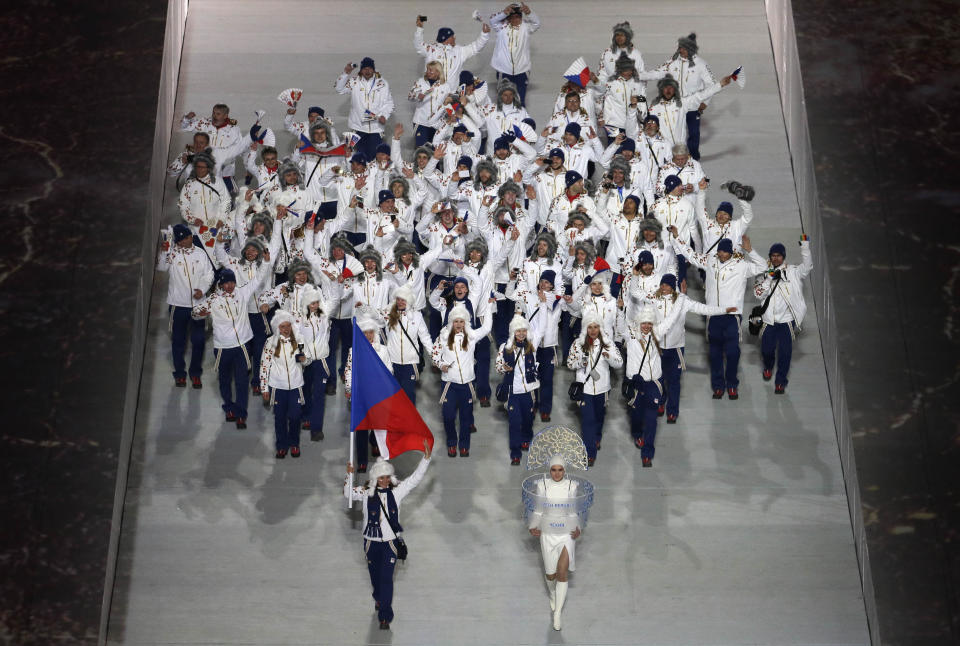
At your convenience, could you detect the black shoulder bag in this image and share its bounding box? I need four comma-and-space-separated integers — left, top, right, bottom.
397, 317, 425, 373
622, 336, 651, 402
378, 497, 408, 560
749, 273, 782, 336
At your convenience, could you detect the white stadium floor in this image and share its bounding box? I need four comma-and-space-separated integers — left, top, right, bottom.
107, 2, 870, 644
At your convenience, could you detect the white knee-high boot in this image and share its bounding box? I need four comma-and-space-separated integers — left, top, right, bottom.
545, 575, 556, 611
553, 581, 568, 630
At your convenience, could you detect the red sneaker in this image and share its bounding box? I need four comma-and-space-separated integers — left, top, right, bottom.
762, 369, 773, 381
459, 448, 469, 457
191, 376, 202, 389
225, 412, 237, 422
540, 412, 551, 422
236, 418, 247, 429
727, 387, 739, 400
657, 404, 665, 416
275, 449, 287, 459
666, 414, 677, 424
587, 457, 596, 467
175, 377, 187, 388
447, 446, 457, 458
642, 457, 653, 468
520, 442, 530, 450
357, 463, 367, 473
290, 447, 301, 458
775, 384, 786, 394
510, 457, 521, 466
712, 389, 723, 399
302, 420, 311, 430
634, 437, 644, 449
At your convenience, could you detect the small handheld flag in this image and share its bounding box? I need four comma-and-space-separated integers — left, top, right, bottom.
253, 109, 266, 124
563, 57, 592, 88
298, 134, 319, 155
730, 65, 746, 89
472, 9, 483, 21
250, 124, 276, 147
277, 88, 303, 107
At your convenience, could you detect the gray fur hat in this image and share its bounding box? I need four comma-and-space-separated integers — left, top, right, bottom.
248, 211, 274, 240
496, 78, 522, 110
677, 32, 699, 57
615, 51, 636, 76
309, 120, 332, 143
239, 235, 267, 265
413, 144, 434, 163
530, 230, 558, 260
189, 149, 216, 178
492, 205, 515, 225
465, 237, 489, 266
329, 233, 356, 260
474, 159, 498, 188
566, 210, 592, 229
611, 21, 634, 49
278, 160, 305, 189
389, 176, 410, 200
653, 74, 682, 107
609, 156, 632, 188
287, 258, 313, 283
393, 237, 419, 267
639, 217, 664, 246
498, 180, 522, 200
357, 247, 383, 281
573, 239, 597, 266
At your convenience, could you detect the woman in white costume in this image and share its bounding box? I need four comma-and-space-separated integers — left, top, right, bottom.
528, 454, 581, 631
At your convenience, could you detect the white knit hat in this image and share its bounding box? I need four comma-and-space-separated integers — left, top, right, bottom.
393, 284, 415, 305
271, 309, 297, 335
509, 313, 529, 334
448, 304, 470, 323
638, 306, 657, 324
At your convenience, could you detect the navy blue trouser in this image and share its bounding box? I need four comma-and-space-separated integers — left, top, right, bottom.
630, 378, 663, 460
708, 314, 742, 390
580, 393, 607, 460
536, 346, 556, 415
354, 131, 383, 164
427, 274, 448, 340
493, 286, 515, 347
272, 388, 302, 450
560, 313, 580, 362
414, 125, 436, 147
685, 110, 702, 160
317, 200, 338, 220
662, 347, 685, 417
216, 345, 250, 418
474, 336, 492, 400
248, 312, 270, 388
344, 230, 366, 248
761, 322, 794, 386
393, 363, 418, 405
441, 382, 474, 450
507, 391, 535, 460
170, 305, 205, 379
302, 359, 329, 431
496, 71, 529, 106
354, 429, 378, 467
328, 318, 353, 379
365, 539, 398, 622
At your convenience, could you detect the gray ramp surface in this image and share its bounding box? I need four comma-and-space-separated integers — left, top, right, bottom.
108, 1, 870, 644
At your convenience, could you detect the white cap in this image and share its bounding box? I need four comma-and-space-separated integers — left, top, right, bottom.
549, 454, 565, 468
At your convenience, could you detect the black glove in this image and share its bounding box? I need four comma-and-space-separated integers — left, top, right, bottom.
735, 184, 756, 202
772, 269, 782, 280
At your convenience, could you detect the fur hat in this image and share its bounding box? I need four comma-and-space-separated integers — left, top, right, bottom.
638, 305, 657, 324
572, 239, 596, 266
189, 150, 216, 178
300, 285, 323, 316
278, 160, 304, 189
498, 180, 522, 199
474, 159, 498, 187
367, 458, 398, 492
393, 284, 415, 305
248, 212, 274, 240
611, 21, 634, 49
465, 237, 489, 266
509, 313, 529, 335
448, 304, 470, 323
329, 233, 356, 260
357, 247, 383, 281
581, 310, 604, 331
496, 78, 522, 109
530, 230, 558, 260
309, 120, 332, 143
239, 235, 266, 265
608, 156, 632, 187
492, 205, 515, 226
677, 32, 699, 57
413, 144, 434, 162
639, 217, 663, 245
393, 237, 419, 267
357, 313, 380, 333
654, 75, 682, 107
271, 309, 297, 336
566, 210, 592, 229
615, 51, 636, 76
389, 176, 410, 199
287, 258, 313, 283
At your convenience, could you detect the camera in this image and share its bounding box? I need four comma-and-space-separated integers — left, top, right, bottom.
418, 15, 428, 22
355, 197, 364, 208
772, 269, 782, 280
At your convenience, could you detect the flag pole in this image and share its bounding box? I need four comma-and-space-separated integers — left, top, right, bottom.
346, 428, 356, 510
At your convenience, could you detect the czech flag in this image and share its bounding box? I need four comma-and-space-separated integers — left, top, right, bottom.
317, 143, 349, 158
563, 57, 591, 88
350, 320, 434, 458
298, 134, 319, 155
730, 65, 746, 89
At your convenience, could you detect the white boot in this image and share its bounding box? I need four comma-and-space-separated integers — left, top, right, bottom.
553, 581, 567, 631
545, 575, 556, 611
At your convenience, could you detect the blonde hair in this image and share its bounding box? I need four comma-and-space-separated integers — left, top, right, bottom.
424, 61, 446, 84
